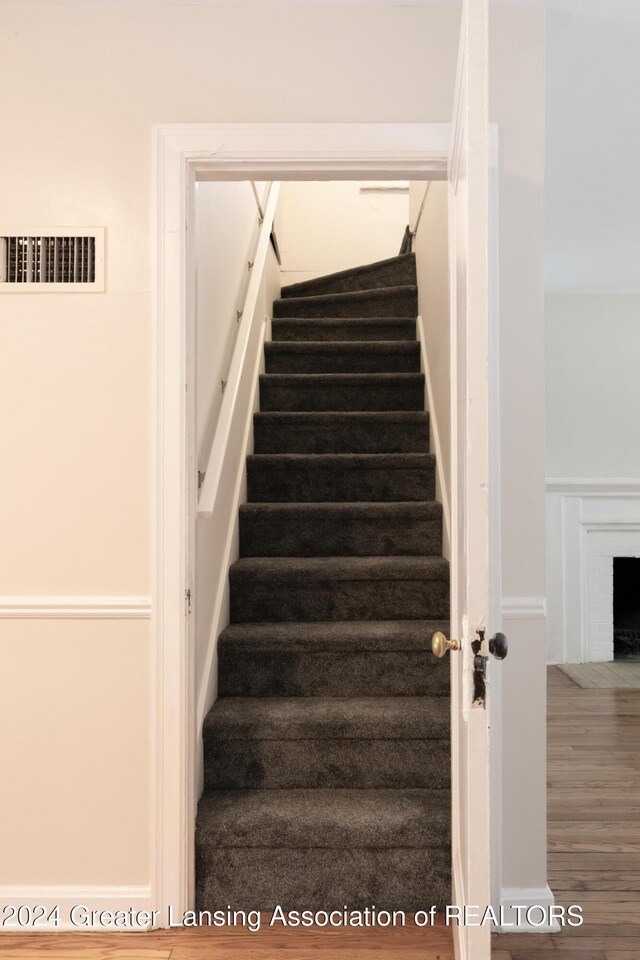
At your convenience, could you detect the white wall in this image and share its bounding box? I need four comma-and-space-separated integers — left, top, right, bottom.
545, 1, 640, 294
490, 5, 549, 916
0, 0, 460, 899
276, 180, 410, 286
196, 181, 269, 465
546, 294, 640, 479
410, 181, 451, 557
544, 0, 640, 478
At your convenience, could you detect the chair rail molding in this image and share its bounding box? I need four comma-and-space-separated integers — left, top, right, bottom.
0, 595, 151, 619
546, 477, 640, 664
501, 596, 546, 620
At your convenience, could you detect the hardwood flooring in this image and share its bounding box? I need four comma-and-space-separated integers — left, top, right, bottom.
2, 666, 636, 959
492, 666, 640, 960
559, 661, 640, 689
0, 920, 454, 959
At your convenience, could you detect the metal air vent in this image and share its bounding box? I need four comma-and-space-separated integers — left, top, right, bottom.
0, 228, 104, 292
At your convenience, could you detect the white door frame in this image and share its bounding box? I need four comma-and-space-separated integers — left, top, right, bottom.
151, 122, 500, 922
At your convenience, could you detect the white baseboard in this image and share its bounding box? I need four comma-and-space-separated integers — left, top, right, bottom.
0, 886, 153, 931
496, 884, 559, 933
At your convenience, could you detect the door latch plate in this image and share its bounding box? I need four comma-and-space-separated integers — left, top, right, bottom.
472, 629, 488, 708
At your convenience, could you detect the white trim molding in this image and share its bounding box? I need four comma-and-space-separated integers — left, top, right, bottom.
501, 597, 546, 620
417, 314, 451, 557
496, 884, 559, 933
0, 886, 152, 932
547, 477, 640, 496
546, 478, 640, 664
0, 596, 151, 619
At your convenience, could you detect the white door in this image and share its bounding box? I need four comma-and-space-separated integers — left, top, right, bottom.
447, 2, 502, 959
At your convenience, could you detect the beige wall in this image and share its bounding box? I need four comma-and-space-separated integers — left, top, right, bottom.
0, 2, 459, 894
0, 0, 549, 919
277, 180, 410, 286
0, 619, 149, 885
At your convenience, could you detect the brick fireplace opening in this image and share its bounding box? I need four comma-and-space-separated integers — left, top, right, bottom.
614, 557, 640, 660
546, 483, 640, 664
586, 531, 640, 663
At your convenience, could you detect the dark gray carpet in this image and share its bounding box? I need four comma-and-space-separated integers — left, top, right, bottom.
273, 284, 418, 319
246, 452, 436, 502
196, 248, 451, 911
264, 340, 420, 373
280, 252, 417, 299
272, 316, 417, 341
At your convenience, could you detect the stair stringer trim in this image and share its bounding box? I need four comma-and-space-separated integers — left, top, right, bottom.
195, 320, 269, 799
417, 314, 451, 559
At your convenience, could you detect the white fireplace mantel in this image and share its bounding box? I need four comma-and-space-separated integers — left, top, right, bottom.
546, 478, 640, 664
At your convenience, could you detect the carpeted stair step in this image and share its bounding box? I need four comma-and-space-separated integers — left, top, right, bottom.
218, 620, 449, 697
273, 284, 418, 319
280, 252, 416, 299
247, 453, 435, 503
253, 412, 429, 454
197, 847, 450, 912
229, 556, 449, 622
197, 846, 450, 912
197, 787, 449, 849
272, 317, 416, 342
259, 372, 424, 412
203, 697, 450, 790
196, 788, 450, 910
239, 502, 442, 557
264, 340, 420, 374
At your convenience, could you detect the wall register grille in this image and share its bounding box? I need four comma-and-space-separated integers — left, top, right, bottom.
0, 228, 104, 291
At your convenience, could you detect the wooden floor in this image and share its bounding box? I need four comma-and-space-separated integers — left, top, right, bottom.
559, 660, 640, 689
493, 665, 640, 960
0, 920, 454, 959
2, 666, 637, 959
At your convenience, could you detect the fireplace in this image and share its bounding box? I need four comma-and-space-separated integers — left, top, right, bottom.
546, 482, 640, 664
614, 557, 640, 660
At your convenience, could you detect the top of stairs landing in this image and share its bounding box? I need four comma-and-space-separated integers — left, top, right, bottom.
280, 253, 416, 300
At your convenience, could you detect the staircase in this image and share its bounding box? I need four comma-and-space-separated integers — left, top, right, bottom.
196, 251, 451, 911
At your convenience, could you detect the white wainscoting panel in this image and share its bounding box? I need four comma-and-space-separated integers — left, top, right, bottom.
546, 479, 640, 664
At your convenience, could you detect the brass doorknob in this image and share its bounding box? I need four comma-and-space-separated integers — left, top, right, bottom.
431, 631, 460, 658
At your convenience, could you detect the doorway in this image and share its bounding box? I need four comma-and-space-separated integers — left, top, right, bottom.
151, 123, 501, 954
